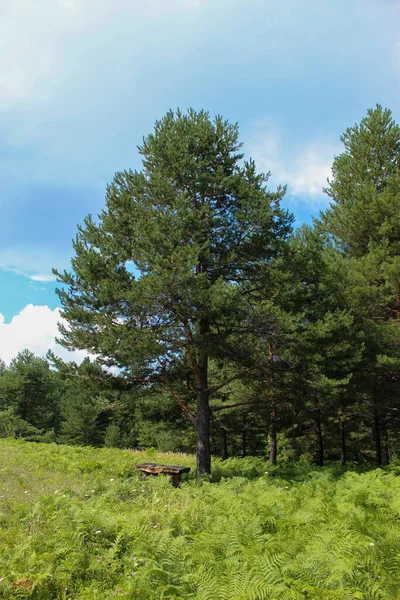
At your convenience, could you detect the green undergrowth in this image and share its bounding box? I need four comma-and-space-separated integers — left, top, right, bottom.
0, 440, 400, 599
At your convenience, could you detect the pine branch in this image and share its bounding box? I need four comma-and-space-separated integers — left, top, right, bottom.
208, 365, 261, 394
211, 399, 266, 412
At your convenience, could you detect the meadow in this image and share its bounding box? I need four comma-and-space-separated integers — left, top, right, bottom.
0, 440, 399, 599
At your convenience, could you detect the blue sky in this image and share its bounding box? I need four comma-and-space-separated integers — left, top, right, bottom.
0, 0, 399, 363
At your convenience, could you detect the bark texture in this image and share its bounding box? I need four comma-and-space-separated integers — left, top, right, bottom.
314, 408, 324, 467
196, 362, 211, 477
339, 415, 346, 467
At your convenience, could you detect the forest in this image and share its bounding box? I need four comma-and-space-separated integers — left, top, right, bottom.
0, 104, 399, 476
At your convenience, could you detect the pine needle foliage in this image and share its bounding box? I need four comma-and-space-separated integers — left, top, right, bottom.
0, 440, 400, 599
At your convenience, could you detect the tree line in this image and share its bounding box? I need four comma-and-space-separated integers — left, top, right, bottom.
1, 105, 399, 476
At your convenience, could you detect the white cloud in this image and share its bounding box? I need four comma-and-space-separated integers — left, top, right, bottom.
0, 304, 88, 365
0, 0, 205, 108
284, 148, 334, 196
29, 274, 57, 283
248, 130, 339, 205
0, 247, 68, 281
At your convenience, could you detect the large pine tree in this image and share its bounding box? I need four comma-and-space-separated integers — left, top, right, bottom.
320, 105, 400, 464
54, 109, 293, 476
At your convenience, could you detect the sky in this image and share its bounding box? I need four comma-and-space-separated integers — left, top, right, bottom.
1, 0, 399, 364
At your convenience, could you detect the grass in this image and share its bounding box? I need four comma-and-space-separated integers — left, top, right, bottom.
0, 439, 400, 599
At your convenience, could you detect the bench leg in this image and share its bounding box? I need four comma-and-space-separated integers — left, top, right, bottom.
171, 473, 181, 488
141, 471, 158, 479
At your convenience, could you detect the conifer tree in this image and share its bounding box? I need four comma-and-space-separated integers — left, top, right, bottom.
322, 104, 400, 319
323, 104, 400, 259
54, 109, 293, 475
321, 105, 400, 464
0, 350, 60, 432
279, 226, 365, 465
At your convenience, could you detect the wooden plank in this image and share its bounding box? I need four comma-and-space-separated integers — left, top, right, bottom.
136, 463, 190, 475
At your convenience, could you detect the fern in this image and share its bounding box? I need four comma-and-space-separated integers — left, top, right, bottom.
1, 439, 400, 599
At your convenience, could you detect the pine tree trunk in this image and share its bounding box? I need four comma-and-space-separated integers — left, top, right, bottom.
221, 429, 228, 460
242, 428, 247, 457
373, 403, 382, 467
269, 407, 277, 465
314, 408, 324, 466
194, 292, 211, 476
383, 422, 390, 466
268, 343, 277, 465
196, 361, 211, 477
339, 414, 346, 467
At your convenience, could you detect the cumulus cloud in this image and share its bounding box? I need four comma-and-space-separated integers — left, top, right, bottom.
248, 130, 339, 204
0, 304, 87, 365
282, 147, 334, 196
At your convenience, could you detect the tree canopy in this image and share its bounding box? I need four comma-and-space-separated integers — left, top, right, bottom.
54, 109, 293, 475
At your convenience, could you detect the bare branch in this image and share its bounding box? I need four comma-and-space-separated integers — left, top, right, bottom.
163, 369, 196, 425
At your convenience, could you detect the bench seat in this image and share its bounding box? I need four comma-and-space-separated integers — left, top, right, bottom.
136, 463, 190, 487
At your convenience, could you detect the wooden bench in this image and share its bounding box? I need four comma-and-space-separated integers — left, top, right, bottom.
136, 463, 190, 487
